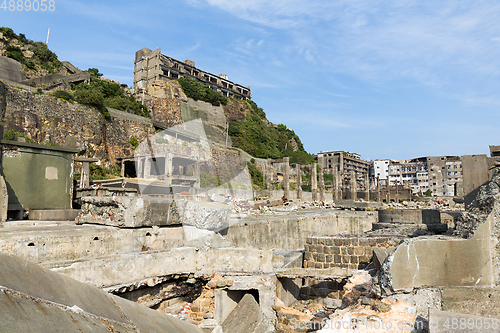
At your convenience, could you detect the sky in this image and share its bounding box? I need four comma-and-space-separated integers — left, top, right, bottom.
2, 0, 500, 161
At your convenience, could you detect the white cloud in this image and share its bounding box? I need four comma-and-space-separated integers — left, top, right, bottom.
187, 0, 500, 104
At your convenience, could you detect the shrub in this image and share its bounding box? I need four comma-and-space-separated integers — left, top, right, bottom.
5, 45, 24, 63
3, 129, 35, 143
129, 136, 139, 148
0, 27, 16, 40
25, 59, 36, 70
53, 90, 73, 102
247, 161, 264, 189
177, 77, 228, 106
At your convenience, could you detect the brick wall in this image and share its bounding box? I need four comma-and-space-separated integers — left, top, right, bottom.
304, 236, 400, 270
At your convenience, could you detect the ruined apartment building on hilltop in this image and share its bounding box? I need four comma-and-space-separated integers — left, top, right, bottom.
133, 48, 251, 100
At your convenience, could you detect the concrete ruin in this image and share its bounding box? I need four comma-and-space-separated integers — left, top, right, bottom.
2, 70, 500, 330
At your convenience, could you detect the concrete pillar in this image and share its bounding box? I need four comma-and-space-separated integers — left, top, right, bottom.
334, 168, 341, 201
120, 160, 125, 178
0, 175, 8, 223
365, 173, 370, 201
266, 160, 272, 196
283, 157, 290, 200
165, 154, 173, 185
296, 164, 303, 200
386, 180, 390, 202
377, 177, 381, 203
319, 164, 325, 202
75, 157, 98, 188
350, 170, 356, 200
194, 162, 200, 188
311, 163, 318, 202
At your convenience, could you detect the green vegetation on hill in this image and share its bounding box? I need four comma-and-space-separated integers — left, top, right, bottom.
50, 68, 149, 119
229, 101, 314, 164
1, 27, 62, 73
177, 77, 228, 106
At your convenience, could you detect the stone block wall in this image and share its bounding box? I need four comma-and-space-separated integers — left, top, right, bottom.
304, 236, 400, 270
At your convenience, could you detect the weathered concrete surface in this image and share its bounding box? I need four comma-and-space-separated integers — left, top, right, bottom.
372, 247, 395, 270
221, 294, 273, 333
45, 247, 274, 288
0, 223, 185, 263
78, 196, 182, 227
429, 309, 500, 333
0, 57, 25, 82
387, 214, 494, 291
78, 196, 231, 230
462, 154, 490, 209
335, 200, 383, 211
0, 174, 7, 223
224, 209, 375, 250
0, 252, 202, 332
277, 277, 302, 307
29, 209, 79, 221
378, 209, 441, 224
177, 200, 231, 230
441, 287, 500, 318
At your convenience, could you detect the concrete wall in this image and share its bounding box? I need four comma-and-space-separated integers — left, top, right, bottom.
378, 209, 441, 225
223, 210, 375, 250
462, 154, 490, 208
0, 223, 186, 264
388, 213, 494, 291
1, 140, 77, 211
0, 57, 25, 82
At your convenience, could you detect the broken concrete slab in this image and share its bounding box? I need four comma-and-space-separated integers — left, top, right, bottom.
176, 199, 231, 230
78, 196, 182, 227
0, 252, 203, 332
78, 196, 231, 230
46, 248, 274, 288
429, 309, 500, 333
382, 213, 494, 292
372, 247, 395, 271
221, 294, 273, 333
0, 289, 136, 333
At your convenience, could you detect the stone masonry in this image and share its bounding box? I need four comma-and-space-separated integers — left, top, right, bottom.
304, 236, 401, 270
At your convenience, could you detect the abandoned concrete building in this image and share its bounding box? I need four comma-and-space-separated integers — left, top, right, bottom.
133, 48, 252, 100
369, 156, 463, 197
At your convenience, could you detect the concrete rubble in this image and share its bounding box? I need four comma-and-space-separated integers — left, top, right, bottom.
2, 165, 500, 332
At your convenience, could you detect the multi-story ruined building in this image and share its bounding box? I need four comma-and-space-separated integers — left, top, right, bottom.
133, 48, 252, 100
372, 156, 462, 196
387, 159, 429, 194
314, 151, 370, 189
315, 151, 370, 177
424, 156, 462, 196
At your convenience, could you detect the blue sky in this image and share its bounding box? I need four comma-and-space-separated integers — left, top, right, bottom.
2, 0, 500, 160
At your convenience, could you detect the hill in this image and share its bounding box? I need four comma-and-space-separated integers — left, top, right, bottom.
0, 26, 314, 166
